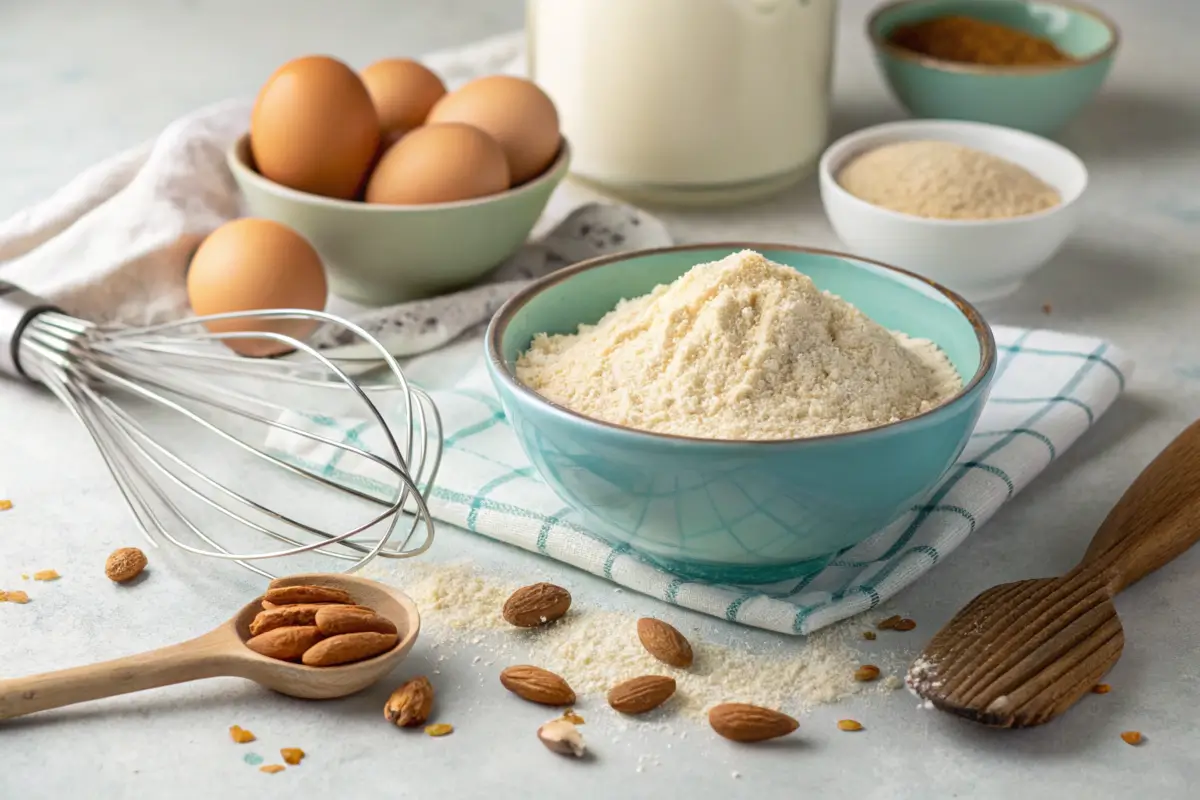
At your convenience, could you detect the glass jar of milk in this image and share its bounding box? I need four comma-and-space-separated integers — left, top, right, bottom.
526, 0, 838, 207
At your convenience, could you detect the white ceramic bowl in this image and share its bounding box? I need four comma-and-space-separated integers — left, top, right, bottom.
818, 120, 1087, 303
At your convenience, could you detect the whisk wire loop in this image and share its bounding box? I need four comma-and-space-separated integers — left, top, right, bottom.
1, 287, 442, 579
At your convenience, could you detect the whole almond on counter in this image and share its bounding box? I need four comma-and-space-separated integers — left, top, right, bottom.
250, 603, 355, 636
301, 631, 398, 666
264, 584, 353, 606
105, 547, 147, 583
384, 676, 434, 727
499, 665, 576, 706
316, 605, 398, 636
537, 718, 586, 757
607, 675, 676, 715
637, 617, 694, 669
245, 625, 324, 661
502, 582, 571, 628
708, 703, 799, 742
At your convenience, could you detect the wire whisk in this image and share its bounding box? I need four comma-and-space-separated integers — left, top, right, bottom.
0, 281, 442, 579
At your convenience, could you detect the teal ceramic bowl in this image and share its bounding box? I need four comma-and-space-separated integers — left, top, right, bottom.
485, 245, 997, 584
868, 0, 1119, 136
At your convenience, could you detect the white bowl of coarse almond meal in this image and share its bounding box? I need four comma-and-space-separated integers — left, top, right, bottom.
818, 119, 1088, 303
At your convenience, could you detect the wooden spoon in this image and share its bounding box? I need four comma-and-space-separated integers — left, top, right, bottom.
907, 418, 1200, 728
0, 573, 419, 721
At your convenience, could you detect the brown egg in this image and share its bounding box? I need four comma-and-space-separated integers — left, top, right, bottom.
187, 219, 328, 357
250, 56, 380, 199
427, 75, 560, 185
361, 58, 447, 144
365, 123, 510, 205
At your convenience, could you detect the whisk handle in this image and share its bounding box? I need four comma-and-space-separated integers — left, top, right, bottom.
0, 282, 58, 380
0, 629, 235, 721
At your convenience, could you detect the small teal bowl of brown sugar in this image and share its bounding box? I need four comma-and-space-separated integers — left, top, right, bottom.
868, 0, 1120, 135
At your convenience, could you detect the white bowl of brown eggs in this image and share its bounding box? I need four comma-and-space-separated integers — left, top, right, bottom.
226, 55, 569, 307
818, 119, 1087, 304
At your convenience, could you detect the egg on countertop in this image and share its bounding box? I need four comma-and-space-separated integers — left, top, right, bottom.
187, 218, 328, 357
361, 58, 447, 146
427, 75, 561, 185
365, 122, 511, 205
250, 55, 379, 200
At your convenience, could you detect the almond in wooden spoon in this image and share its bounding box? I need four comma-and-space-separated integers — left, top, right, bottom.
302, 632, 399, 667
264, 584, 353, 606
0, 573, 421, 721
315, 605, 398, 636
245, 626, 324, 661
250, 604, 355, 636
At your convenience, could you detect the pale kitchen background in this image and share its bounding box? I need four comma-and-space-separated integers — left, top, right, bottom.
2, 1, 1199, 798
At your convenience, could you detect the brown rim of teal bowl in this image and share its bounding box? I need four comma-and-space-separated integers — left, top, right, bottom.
227, 132, 571, 212
486, 243, 998, 447
868, 0, 1121, 76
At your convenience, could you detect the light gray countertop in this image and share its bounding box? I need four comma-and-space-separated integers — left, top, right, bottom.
2, 1, 1199, 798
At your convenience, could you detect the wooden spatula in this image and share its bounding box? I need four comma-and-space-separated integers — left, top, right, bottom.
907, 418, 1200, 728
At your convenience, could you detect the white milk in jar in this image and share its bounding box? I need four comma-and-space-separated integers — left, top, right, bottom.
526, 0, 838, 206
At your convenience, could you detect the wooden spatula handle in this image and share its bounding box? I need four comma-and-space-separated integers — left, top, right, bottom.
0, 631, 231, 721
1079, 418, 1200, 594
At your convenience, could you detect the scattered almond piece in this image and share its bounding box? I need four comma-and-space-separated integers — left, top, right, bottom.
892, 618, 917, 631
1, 590, 30, 604
537, 718, 586, 757
502, 582, 572, 628
608, 675, 676, 715
259, 764, 285, 774
562, 709, 585, 725
838, 719, 864, 732
20, 574, 28, 580
1092, 683, 1112, 694
854, 664, 881, 682
876, 615, 902, 630
280, 748, 305, 765
862, 631, 876, 641
636, 617, 694, 669
33, 570, 60, 581
105, 547, 148, 583
0, 499, 12, 511
425, 723, 454, 737
708, 703, 799, 743
1042, 303, 1053, 315
229, 725, 256, 744
1121, 731, 1143, 746
384, 676, 434, 727
500, 665, 576, 706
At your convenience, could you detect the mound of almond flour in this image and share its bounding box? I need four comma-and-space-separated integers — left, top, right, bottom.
516, 250, 962, 440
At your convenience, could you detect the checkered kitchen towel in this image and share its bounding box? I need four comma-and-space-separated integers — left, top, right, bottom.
279, 326, 1132, 636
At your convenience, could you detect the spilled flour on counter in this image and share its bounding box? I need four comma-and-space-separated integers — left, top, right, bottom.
515, 250, 963, 440
367, 560, 903, 721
